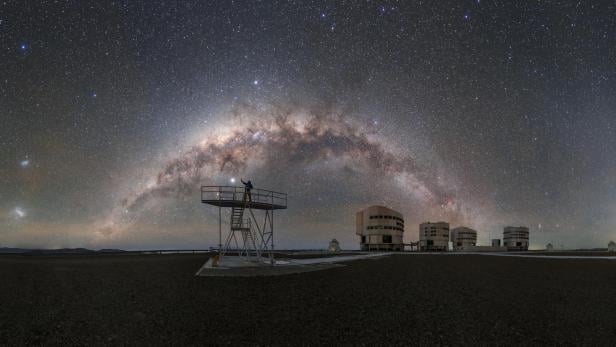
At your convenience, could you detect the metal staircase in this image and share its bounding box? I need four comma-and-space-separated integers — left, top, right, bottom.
230, 206, 246, 230
226, 201, 263, 259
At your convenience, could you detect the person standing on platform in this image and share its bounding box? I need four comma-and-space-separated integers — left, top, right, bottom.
241, 178, 253, 202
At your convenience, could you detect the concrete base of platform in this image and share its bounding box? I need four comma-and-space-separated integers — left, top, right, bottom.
195, 253, 388, 277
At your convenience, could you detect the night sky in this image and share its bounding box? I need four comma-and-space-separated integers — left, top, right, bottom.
2, 1, 616, 250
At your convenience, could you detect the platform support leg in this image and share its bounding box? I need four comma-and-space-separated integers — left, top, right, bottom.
218, 206, 222, 260
270, 210, 275, 265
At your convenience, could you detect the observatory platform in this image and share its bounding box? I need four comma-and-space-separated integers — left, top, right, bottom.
195, 253, 389, 277
201, 186, 287, 210
200, 185, 287, 269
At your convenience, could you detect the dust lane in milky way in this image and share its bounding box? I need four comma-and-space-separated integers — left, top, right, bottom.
95, 101, 478, 249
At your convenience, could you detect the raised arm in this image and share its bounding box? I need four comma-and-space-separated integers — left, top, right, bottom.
240, 179, 246, 185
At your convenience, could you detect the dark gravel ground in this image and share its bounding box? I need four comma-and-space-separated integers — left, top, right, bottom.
523, 251, 615, 256
1, 253, 615, 346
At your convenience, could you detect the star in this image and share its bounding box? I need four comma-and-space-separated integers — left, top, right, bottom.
13, 207, 26, 219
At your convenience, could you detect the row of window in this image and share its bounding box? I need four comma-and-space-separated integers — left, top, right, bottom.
504, 241, 528, 246
422, 231, 449, 238
369, 215, 404, 223
367, 225, 404, 231
503, 235, 529, 240
423, 227, 450, 232
456, 242, 476, 246
504, 232, 529, 236
452, 232, 476, 236
360, 235, 394, 243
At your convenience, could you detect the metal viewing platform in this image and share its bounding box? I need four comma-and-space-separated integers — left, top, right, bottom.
200, 185, 287, 268
201, 186, 287, 210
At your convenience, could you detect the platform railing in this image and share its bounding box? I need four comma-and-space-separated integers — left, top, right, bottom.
201, 185, 287, 208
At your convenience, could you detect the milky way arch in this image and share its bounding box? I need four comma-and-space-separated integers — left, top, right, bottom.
111, 102, 466, 234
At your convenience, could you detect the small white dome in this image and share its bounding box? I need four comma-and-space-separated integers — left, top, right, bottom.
328, 239, 341, 252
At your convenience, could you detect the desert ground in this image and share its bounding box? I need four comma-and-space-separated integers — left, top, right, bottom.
1, 253, 615, 345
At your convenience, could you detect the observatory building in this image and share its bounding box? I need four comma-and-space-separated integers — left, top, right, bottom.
356, 206, 405, 251
609, 241, 616, 253
503, 226, 530, 251
419, 222, 450, 251
450, 227, 477, 251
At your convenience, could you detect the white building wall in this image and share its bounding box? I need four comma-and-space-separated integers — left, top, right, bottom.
451, 227, 477, 251
503, 226, 530, 251
419, 222, 449, 251
356, 206, 405, 251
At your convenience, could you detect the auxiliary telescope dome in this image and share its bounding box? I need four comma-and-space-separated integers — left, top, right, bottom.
328, 239, 341, 252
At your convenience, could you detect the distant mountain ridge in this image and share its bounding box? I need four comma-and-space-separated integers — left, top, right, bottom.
0, 247, 125, 254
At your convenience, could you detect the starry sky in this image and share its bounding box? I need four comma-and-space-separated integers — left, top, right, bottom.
2, 0, 616, 250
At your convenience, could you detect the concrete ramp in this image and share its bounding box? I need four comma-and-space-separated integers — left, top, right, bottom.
195, 253, 389, 277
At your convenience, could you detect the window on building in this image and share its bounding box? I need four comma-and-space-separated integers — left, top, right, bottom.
383, 235, 392, 243
361, 236, 366, 243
